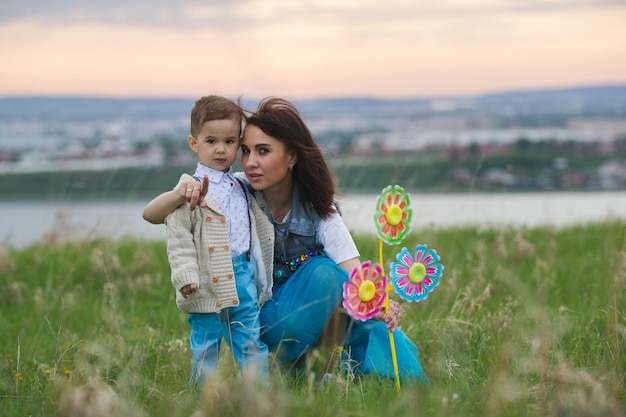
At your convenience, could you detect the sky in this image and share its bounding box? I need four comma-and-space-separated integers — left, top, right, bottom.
1, 0, 625, 100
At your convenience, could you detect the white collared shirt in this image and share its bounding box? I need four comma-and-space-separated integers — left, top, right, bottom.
193, 163, 250, 257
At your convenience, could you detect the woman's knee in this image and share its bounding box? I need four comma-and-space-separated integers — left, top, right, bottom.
301, 258, 347, 292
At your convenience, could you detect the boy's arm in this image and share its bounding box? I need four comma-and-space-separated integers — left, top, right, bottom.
142, 175, 209, 224
143, 190, 186, 224
166, 207, 200, 297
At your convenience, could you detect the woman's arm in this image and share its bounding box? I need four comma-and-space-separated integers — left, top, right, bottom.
338, 256, 403, 331
337, 257, 361, 274
142, 175, 209, 224
318, 214, 403, 330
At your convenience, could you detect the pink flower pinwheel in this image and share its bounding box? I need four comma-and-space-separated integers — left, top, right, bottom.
389, 244, 443, 302
342, 261, 387, 321
374, 185, 413, 245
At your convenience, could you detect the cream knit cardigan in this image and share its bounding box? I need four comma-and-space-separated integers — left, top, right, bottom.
165, 174, 274, 313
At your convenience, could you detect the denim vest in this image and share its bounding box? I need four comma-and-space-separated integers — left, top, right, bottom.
237, 174, 324, 284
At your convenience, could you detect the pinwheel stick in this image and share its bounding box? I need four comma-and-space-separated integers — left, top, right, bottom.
380, 238, 401, 393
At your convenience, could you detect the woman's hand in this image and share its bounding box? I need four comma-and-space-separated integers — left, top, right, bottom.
377, 299, 404, 332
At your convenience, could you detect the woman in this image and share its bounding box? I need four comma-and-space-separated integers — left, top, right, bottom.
143, 97, 428, 384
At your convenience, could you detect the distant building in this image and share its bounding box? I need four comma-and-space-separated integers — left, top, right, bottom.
482, 168, 518, 186
598, 160, 626, 189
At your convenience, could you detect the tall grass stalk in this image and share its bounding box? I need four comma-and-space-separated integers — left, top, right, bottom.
1, 222, 624, 416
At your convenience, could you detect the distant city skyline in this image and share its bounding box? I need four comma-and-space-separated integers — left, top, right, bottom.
1, 1, 626, 99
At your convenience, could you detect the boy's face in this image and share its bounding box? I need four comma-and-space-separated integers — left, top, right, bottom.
188, 118, 241, 172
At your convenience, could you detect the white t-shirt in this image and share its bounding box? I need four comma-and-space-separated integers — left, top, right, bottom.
274, 209, 360, 265
318, 211, 360, 264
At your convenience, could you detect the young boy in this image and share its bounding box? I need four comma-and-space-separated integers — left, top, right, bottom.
159, 95, 274, 385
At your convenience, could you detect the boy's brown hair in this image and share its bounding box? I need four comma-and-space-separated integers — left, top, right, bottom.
190, 95, 244, 137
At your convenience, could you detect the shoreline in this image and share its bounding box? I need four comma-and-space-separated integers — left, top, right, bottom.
3, 191, 626, 249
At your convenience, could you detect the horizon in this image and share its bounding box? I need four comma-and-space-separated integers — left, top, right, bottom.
1, 1, 626, 99
1, 83, 626, 102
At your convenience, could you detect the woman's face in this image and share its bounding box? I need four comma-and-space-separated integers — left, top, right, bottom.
240, 125, 296, 192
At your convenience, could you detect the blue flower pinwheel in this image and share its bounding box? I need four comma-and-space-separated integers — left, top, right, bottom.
389, 244, 444, 302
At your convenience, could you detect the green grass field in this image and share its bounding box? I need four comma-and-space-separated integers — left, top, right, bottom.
1, 222, 624, 417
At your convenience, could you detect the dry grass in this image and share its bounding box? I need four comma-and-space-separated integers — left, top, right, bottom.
1, 221, 625, 416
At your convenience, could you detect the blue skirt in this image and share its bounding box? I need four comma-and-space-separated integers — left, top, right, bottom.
259, 255, 429, 384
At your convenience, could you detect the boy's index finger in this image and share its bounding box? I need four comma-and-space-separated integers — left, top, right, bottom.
200, 175, 209, 207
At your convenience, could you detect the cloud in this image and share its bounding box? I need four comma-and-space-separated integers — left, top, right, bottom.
1, 0, 625, 28
1, 0, 624, 98
0, 0, 238, 27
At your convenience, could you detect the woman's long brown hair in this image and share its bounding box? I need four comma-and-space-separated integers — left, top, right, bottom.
245, 97, 336, 219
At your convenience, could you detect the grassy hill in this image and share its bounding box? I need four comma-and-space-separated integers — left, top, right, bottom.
1, 222, 624, 416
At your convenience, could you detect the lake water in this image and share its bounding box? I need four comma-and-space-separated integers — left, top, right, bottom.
2, 192, 626, 249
